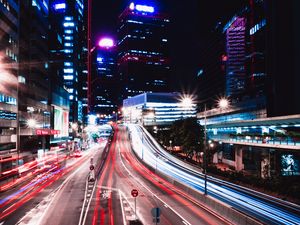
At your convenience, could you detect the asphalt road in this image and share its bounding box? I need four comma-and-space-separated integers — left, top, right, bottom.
90, 125, 230, 225
1, 126, 231, 225
0, 144, 106, 225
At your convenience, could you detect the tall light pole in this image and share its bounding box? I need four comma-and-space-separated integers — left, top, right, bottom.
203, 97, 229, 195
204, 104, 207, 195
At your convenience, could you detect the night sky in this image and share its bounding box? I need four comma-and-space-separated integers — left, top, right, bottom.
92, 0, 247, 92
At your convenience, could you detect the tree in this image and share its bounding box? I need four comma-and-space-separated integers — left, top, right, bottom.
169, 118, 204, 159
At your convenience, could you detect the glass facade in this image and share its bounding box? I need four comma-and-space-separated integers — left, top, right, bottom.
118, 3, 171, 99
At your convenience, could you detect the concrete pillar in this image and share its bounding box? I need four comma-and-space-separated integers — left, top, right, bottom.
261, 149, 271, 178
213, 152, 218, 164
235, 148, 244, 171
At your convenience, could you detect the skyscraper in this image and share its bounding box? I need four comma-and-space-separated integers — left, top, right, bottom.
90, 38, 118, 117
18, 0, 52, 156
224, 16, 247, 99
50, 0, 86, 123
0, 0, 19, 164
118, 2, 170, 99
266, 0, 300, 116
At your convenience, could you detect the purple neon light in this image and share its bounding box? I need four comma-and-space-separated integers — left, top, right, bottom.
98, 38, 114, 48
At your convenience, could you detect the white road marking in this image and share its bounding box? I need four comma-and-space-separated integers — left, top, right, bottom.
119, 189, 127, 225
124, 206, 131, 212
118, 142, 192, 225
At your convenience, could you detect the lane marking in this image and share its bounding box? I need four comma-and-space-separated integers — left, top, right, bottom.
119, 189, 126, 225
117, 141, 192, 225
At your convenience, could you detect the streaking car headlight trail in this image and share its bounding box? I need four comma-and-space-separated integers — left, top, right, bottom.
127, 124, 300, 225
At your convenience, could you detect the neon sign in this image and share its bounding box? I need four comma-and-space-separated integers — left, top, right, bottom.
98, 38, 114, 48
54, 2, 66, 10
129, 3, 154, 13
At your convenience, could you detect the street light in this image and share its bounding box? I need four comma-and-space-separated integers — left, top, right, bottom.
203, 97, 230, 195
218, 97, 230, 123
27, 119, 37, 128
218, 98, 229, 109
181, 97, 193, 107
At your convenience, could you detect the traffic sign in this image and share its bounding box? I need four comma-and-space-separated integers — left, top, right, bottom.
90, 165, 95, 170
151, 207, 161, 217
131, 189, 138, 197
151, 207, 161, 224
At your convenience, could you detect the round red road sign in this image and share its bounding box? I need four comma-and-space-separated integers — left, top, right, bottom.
90, 165, 95, 170
131, 189, 138, 197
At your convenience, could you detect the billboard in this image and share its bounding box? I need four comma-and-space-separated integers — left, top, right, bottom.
281, 154, 300, 176
54, 106, 69, 137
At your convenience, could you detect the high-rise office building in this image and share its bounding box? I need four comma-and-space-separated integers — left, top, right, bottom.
90, 38, 118, 117
0, 0, 19, 169
196, 23, 226, 109
266, 0, 300, 116
198, 0, 268, 124
224, 17, 247, 99
18, 0, 52, 157
50, 0, 86, 123
118, 2, 170, 99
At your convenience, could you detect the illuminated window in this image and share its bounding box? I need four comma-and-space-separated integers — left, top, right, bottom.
63, 22, 75, 27
65, 36, 73, 40
64, 16, 73, 21
64, 75, 74, 80
64, 68, 74, 73
65, 30, 73, 34
64, 62, 72, 66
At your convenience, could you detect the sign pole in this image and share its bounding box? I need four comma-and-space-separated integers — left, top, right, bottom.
134, 197, 137, 220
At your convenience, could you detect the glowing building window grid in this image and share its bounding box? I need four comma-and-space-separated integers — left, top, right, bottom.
250, 19, 266, 35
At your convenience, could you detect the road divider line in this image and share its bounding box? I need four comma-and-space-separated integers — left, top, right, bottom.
82, 179, 97, 225
119, 189, 126, 225
117, 142, 192, 225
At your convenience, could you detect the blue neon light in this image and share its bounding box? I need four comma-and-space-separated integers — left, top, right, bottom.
130, 3, 154, 13
54, 3, 66, 10
136, 4, 154, 13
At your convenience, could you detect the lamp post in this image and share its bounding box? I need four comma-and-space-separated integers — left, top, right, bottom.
204, 103, 208, 195
203, 97, 229, 195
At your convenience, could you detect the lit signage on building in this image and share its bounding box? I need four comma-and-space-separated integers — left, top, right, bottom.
98, 38, 114, 48
129, 2, 154, 13
36, 129, 60, 136
54, 2, 66, 11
